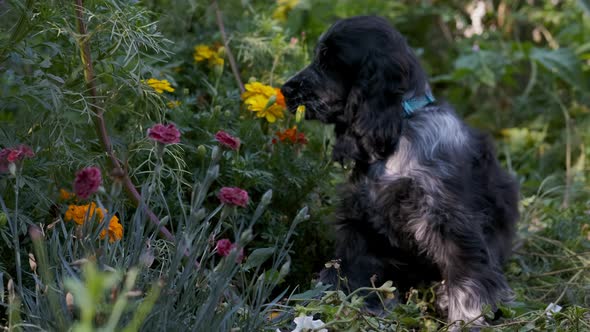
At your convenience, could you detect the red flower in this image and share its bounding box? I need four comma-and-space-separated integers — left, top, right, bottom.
216, 238, 233, 256
215, 238, 245, 263
214, 131, 241, 150
0, 145, 34, 172
217, 187, 249, 207
73, 166, 102, 199
147, 123, 181, 144
6, 145, 34, 162
275, 127, 308, 144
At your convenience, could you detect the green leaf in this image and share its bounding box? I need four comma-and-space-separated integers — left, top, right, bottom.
479, 66, 496, 87
290, 284, 332, 301
243, 247, 275, 270
530, 47, 585, 90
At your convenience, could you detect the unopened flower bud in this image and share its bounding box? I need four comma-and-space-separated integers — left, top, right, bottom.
66, 292, 74, 313
7, 279, 15, 301
264, 95, 277, 110
0, 212, 7, 228
140, 250, 155, 268
110, 180, 122, 198
240, 229, 253, 243
196, 145, 207, 160
29, 253, 37, 273
260, 190, 273, 206
28, 225, 44, 241
8, 162, 16, 176
279, 260, 291, 278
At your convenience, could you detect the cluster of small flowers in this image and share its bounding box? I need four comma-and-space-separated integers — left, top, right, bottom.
64, 202, 123, 243
193, 44, 225, 67
240, 81, 310, 147
273, 126, 307, 145
143, 78, 175, 94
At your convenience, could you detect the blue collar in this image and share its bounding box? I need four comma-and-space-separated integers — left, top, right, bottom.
402, 91, 436, 117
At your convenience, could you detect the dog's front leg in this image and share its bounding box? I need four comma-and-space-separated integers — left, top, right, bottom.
320, 223, 388, 293
320, 182, 392, 308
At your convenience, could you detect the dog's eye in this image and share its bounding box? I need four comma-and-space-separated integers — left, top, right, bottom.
316, 46, 330, 70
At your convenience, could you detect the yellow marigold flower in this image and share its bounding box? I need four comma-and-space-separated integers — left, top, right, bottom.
99, 215, 123, 243
241, 82, 285, 123
144, 78, 175, 94
59, 188, 75, 201
273, 0, 299, 22
194, 45, 215, 62
193, 44, 225, 67
167, 100, 182, 108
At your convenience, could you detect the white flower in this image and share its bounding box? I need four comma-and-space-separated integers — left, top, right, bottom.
292, 315, 327, 332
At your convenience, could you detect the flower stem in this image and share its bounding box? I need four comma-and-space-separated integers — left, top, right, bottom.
212, 0, 244, 93
72, 0, 174, 241
13, 173, 23, 294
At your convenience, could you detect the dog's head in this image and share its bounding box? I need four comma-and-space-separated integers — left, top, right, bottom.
281, 16, 428, 162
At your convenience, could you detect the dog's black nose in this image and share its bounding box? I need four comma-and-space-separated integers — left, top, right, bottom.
281, 80, 296, 98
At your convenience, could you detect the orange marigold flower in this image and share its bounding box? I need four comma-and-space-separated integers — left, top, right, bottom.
275, 88, 286, 109
275, 126, 308, 144
60, 189, 75, 201
99, 215, 124, 243
64, 203, 123, 242
65, 203, 99, 225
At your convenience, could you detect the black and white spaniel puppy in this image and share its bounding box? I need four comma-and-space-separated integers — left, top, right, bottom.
281, 16, 519, 326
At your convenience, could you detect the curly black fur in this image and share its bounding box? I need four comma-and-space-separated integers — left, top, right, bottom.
281, 16, 519, 326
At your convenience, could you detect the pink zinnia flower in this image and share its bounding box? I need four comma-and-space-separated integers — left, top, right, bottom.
214, 131, 240, 150
215, 238, 244, 263
73, 166, 102, 199
217, 187, 249, 207
0, 145, 34, 172
147, 123, 181, 144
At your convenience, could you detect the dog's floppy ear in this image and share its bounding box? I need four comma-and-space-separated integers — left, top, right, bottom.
346, 49, 412, 160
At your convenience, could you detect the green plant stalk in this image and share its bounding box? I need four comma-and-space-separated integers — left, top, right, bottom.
29, 226, 67, 330
104, 268, 138, 330
121, 282, 161, 332
12, 173, 22, 294
213, 0, 244, 93
72, 0, 174, 241
7, 279, 22, 332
